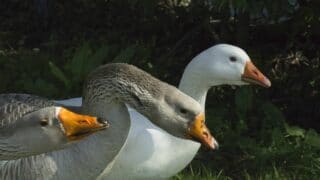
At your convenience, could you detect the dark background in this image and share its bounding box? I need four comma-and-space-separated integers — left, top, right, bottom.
0, 0, 320, 179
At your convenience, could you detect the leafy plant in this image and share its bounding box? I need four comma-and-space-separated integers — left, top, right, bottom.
49, 43, 110, 96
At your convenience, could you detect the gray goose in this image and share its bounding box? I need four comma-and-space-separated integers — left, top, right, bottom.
0, 94, 107, 160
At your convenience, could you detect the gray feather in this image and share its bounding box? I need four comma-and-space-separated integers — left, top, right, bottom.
0, 94, 54, 127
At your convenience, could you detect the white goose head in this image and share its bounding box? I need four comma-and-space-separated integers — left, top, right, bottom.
180, 44, 271, 107
183, 44, 271, 87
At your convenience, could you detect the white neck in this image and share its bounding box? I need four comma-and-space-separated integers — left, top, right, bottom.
179, 69, 215, 111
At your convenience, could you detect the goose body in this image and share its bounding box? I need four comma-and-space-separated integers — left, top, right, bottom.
56, 44, 271, 179
1, 64, 206, 179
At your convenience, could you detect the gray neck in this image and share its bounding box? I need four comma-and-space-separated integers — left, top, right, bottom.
0, 136, 23, 160
83, 98, 131, 173
82, 64, 163, 122
82, 99, 130, 130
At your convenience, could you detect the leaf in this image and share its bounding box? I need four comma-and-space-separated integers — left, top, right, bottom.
113, 45, 136, 63
33, 78, 59, 96
68, 42, 92, 80
217, 0, 228, 10
89, 45, 109, 68
305, 129, 320, 148
271, 128, 286, 146
48, 61, 70, 88
284, 123, 305, 138
70, 44, 109, 81
272, 163, 280, 179
288, 0, 298, 6
235, 87, 253, 115
261, 102, 286, 123
234, 0, 248, 11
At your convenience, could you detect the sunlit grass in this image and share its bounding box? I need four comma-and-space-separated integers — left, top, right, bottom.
172, 164, 231, 180
173, 162, 319, 180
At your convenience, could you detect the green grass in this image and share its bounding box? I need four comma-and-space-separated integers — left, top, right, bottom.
172, 150, 320, 179
173, 165, 232, 180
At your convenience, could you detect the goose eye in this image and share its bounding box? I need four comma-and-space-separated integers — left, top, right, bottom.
40, 119, 49, 126
229, 56, 237, 62
180, 108, 188, 114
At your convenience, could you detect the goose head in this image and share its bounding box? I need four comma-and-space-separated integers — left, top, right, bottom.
151, 85, 218, 149
182, 44, 271, 89
1, 106, 108, 160
83, 63, 218, 149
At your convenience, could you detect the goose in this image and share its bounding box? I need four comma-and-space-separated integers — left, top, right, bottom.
56, 44, 271, 179
0, 63, 211, 180
0, 94, 108, 160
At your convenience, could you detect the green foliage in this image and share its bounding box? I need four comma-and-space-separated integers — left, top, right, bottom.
0, 50, 61, 97
49, 61, 69, 88
48, 43, 110, 96
235, 87, 253, 116
113, 45, 136, 63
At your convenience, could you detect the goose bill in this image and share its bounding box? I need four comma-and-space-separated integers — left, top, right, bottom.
188, 113, 219, 150
58, 108, 109, 140
241, 61, 271, 88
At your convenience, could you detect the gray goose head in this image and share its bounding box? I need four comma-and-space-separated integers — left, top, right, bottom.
0, 106, 108, 160
82, 63, 218, 149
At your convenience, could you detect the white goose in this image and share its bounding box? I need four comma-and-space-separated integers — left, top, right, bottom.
0, 64, 209, 179
0, 94, 107, 160
56, 44, 271, 179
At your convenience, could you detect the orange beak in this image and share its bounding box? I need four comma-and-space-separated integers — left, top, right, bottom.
58, 108, 109, 140
187, 113, 219, 150
241, 61, 271, 88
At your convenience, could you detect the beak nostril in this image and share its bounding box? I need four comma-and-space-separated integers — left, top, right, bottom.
97, 117, 109, 126
78, 119, 88, 124
203, 131, 209, 138
97, 117, 106, 124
